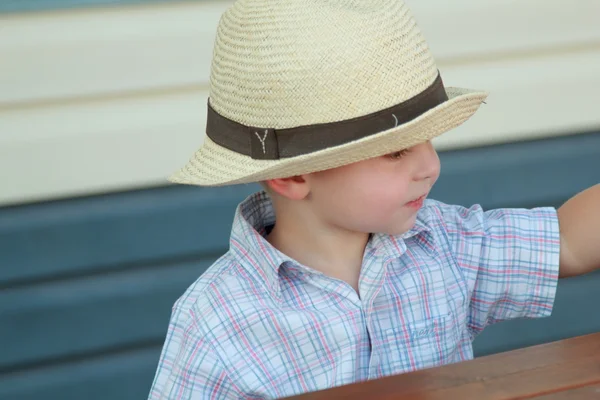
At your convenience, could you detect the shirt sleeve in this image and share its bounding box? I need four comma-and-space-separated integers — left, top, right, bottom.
148, 308, 242, 400
438, 203, 560, 338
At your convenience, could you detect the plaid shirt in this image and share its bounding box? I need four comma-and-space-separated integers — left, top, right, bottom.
149, 191, 560, 399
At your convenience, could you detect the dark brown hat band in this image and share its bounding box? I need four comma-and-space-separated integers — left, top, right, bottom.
206, 73, 448, 160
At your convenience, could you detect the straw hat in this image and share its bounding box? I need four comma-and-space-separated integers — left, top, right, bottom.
170, 0, 488, 187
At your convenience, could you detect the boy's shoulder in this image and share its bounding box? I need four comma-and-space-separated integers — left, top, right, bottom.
170, 251, 267, 335
418, 198, 559, 249
167, 191, 292, 335
417, 198, 484, 232
421, 197, 558, 226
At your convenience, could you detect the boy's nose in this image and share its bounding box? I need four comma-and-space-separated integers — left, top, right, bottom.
412, 141, 440, 182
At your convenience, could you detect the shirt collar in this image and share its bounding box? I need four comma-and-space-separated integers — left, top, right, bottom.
229, 192, 435, 296
366, 201, 435, 259
229, 191, 294, 299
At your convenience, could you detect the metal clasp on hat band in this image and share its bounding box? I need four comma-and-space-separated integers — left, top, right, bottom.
205, 72, 448, 160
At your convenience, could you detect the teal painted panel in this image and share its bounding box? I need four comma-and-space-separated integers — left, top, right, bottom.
2, 131, 598, 286
0, 0, 203, 14
2, 280, 599, 400
0, 347, 160, 400
0, 184, 257, 285
431, 131, 600, 210
473, 270, 600, 356
0, 258, 212, 369
0, 131, 598, 400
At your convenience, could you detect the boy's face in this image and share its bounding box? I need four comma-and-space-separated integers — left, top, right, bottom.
305, 141, 440, 236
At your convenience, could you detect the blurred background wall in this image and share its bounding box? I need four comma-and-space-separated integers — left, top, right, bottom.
0, 0, 599, 399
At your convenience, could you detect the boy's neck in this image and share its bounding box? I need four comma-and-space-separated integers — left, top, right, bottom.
266, 204, 369, 294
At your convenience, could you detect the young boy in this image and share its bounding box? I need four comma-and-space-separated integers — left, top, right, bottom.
148, 0, 600, 398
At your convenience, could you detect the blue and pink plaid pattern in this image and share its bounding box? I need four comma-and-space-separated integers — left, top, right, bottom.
149, 191, 560, 399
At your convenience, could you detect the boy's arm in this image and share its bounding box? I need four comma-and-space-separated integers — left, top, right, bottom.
434, 200, 560, 337
557, 184, 600, 278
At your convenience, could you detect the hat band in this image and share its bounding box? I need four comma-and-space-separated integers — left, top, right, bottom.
206, 73, 448, 160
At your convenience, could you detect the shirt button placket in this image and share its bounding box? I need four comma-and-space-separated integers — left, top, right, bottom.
364, 302, 379, 379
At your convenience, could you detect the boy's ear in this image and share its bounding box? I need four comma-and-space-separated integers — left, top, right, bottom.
264, 176, 310, 200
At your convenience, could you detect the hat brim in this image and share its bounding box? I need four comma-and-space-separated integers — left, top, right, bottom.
169, 87, 488, 187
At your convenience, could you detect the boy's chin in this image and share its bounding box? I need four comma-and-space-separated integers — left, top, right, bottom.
381, 218, 417, 236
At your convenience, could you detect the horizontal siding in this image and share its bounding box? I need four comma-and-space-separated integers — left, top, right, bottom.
0, 0, 196, 14
2, 0, 598, 105
0, 258, 211, 369
0, 184, 256, 284
0, 3, 226, 105
431, 50, 600, 151
3, 51, 600, 207
1, 274, 600, 400
0, 347, 161, 400
1, 0, 600, 205
2, 131, 598, 284
430, 130, 600, 208
1, 132, 599, 399
0, 89, 209, 207
411, 0, 600, 60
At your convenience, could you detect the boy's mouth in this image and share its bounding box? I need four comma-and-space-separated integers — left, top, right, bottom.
406, 195, 426, 209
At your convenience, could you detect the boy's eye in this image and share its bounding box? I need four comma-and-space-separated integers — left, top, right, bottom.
387, 149, 410, 160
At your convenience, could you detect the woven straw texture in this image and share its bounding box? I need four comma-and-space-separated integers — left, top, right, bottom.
170, 0, 488, 186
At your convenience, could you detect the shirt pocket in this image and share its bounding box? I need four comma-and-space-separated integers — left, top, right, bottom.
372, 312, 460, 378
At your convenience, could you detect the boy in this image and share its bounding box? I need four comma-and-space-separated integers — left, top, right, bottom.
149, 0, 600, 398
